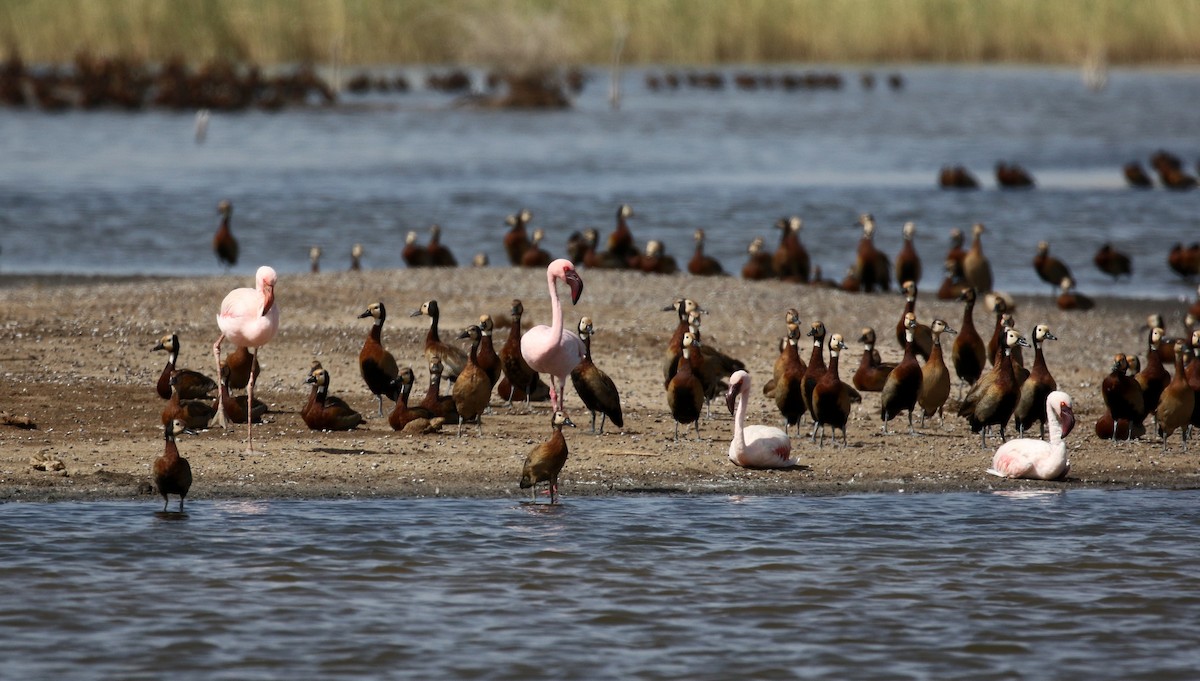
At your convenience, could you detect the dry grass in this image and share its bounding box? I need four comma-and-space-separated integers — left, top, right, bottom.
2, 0, 1198, 66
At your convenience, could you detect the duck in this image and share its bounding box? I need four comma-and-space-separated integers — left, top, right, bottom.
894, 281, 933, 360
725, 370, 795, 467
958, 326, 1029, 447
521, 259, 587, 412
1142, 313, 1177, 366
161, 373, 217, 430
350, 243, 364, 271
570, 317, 624, 434
503, 208, 533, 265
402, 231, 429, 268
662, 298, 705, 383
741, 237, 775, 280
854, 213, 890, 293
987, 391, 1075, 480
1095, 408, 1146, 441
302, 366, 364, 431
411, 300, 467, 385
1135, 326, 1171, 422
1056, 277, 1094, 311
688, 228, 726, 276
1190, 285, 1200, 322
1033, 241, 1072, 294
1155, 340, 1195, 452
152, 334, 217, 400
216, 366, 268, 425
1093, 243, 1132, 280
1187, 330, 1200, 434
1100, 354, 1144, 440
496, 299, 551, 406
945, 228, 967, 280
939, 165, 980, 189
475, 314, 502, 388
1168, 243, 1200, 279
772, 216, 810, 282
518, 410, 575, 504
606, 204, 638, 267
387, 366, 437, 431
425, 224, 457, 267
685, 310, 744, 412
1013, 324, 1059, 438
634, 239, 678, 275
935, 257, 969, 301
222, 345, 260, 392
951, 287, 988, 390
1123, 162, 1154, 188
358, 301, 402, 416
962, 223, 993, 294
802, 321, 829, 423
852, 327, 894, 392
419, 358, 460, 423
774, 324, 807, 434
154, 419, 194, 512
996, 162, 1036, 189
452, 325, 493, 435
764, 309, 804, 397
812, 333, 858, 447
918, 319, 956, 427
309, 246, 321, 273
880, 313, 923, 434
986, 298, 1009, 367
667, 331, 705, 441
895, 221, 921, 288
212, 199, 238, 268
520, 228, 552, 269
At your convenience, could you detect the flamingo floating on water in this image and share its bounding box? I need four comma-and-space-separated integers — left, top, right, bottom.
212, 265, 279, 453
521, 259, 586, 412
987, 390, 1075, 480
726, 370, 796, 468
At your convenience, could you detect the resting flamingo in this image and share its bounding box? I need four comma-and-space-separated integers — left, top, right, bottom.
726, 370, 796, 468
987, 390, 1075, 480
212, 265, 280, 453
521, 259, 586, 412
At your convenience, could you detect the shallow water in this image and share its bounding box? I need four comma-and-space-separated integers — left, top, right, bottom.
1, 490, 1198, 679
1, 66, 1198, 300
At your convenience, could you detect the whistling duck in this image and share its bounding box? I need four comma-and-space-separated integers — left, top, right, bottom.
741, 237, 775, 280
774, 324, 807, 434
1190, 285, 1200, 321
918, 319, 956, 427
223, 345, 260, 391
667, 332, 704, 441
1168, 243, 1200, 279
402, 231, 429, 268
153, 334, 216, 400
472, 252, 489, 267
565, 230, 588, 265
986, 298, 1008, 367
686, 310, 745, 413
1056, 277, 1094, 311
1093, 243, 1132, 280
497, 299, 550, 406
412, 300, 467, 384
936, 258, 969, 301
880, 314, 923, 434
606, 204, 638, 267
854, 213, 891, 293
580, 228, 624, 269
350, 243, 363, 271
813, 333, 858, 447
958, 326, 1029, 447
894, 221, 922, 288
1101, 354, 1144, 440
570, 317, 624, 434
452, 325, 493, 436
988, 391, 1075, 480
802, 321, 828, 422
476, 314, 501, 388
426, 224, 457, 267
154, 419, 193, 512
387, 367, 437, 431
1095, 408, 1146, 441
772, 216, 810, 282
939, 165, 979, 189
945, 228, 966, 280
519, 410, 575, 504
688, 229, 726, 276
302, 366, 363, 431
521, 259, 587, 412
520, 228, 552, 269
1155, 340, 1194, 452
662, 298, 704, 382
1013, 324, 1058, 438
304, 361, 355, 417
161, 373, 217, 430
217, 366, 268, 425
894, 281, 933, 360
1136, 326, 1171, 420
212, 199, 238, 268
996, 162, 1036, 188
504, 208, 533, 265
645, 240, 680, 275
951, 287, 987, 389
1187, 330, 1200, 433
419, 358, 459, 422
358, 302, 401, 416
852, 327, 894, 392
764, 309, 804, 397
1033, 242, 1072, 294
1123, 162, 1153, 188
309, 246, 321, 273
725, 370, 795, 468
962, 223, 993, 294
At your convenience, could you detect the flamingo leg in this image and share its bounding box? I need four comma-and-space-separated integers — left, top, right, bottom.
245, 346, 258, 453
212, 333, 228, 429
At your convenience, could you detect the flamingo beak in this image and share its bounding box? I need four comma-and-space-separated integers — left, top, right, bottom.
725, 380, 741, 415
565, 270, 583, 305
1059, 402, 1076, 438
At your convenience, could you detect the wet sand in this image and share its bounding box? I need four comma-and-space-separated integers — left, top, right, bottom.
1, 267, 1197, 503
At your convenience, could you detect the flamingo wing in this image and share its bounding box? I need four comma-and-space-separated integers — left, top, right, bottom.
987, 441, 1044, 479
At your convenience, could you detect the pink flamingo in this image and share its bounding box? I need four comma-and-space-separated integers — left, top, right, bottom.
987, 390, 1075, 480
521, 259, 586, 412
212, 265, 280, 453
726, 370, 796, 468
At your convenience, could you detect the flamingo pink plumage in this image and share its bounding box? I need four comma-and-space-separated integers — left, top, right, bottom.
212, 265, 280, 453
987, 390, 1075, 480
726, 370, 796, 468
521, 259, 586, 412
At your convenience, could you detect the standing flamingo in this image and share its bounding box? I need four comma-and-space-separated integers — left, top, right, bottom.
987, 391, 1075, 480
212, 265, 279, 453
726, 370, 795, 468
521, 259, 586, 412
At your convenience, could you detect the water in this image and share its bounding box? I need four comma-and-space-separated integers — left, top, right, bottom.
1, 66, 1198, 300
1, 490, 1198, 679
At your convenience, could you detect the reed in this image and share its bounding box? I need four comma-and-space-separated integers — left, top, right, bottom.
2, 0, 1198, 65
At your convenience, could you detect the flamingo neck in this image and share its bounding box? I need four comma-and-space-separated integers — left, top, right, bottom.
547, 270, 563, 340
731, 387, 748, 453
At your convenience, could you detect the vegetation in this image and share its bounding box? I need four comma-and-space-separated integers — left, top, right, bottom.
2, 0, 1198, 66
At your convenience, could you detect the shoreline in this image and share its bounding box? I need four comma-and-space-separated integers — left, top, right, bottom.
2, 268, 1197, 504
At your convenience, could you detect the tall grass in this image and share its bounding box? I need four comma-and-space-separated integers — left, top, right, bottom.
2, 0, 1198, 66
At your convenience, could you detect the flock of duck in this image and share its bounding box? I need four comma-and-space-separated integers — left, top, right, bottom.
150, 199, 1200, 511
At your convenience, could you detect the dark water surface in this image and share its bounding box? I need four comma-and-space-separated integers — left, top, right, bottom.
1, 490, 1198, 680
1, 66, 1198, 300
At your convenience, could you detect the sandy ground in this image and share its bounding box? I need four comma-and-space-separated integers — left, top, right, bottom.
1, 266, 1197, 504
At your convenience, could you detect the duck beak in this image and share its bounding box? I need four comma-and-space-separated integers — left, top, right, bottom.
1059, 402, 1076, 438
357, 309, 372, 319
562, 416, 577, 428
565, 270, 584, 305
305, 374, 317, 384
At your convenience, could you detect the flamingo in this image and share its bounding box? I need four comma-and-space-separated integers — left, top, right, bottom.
212, 265, 280, 453
725, 370, 796, 468
987, 390, 1075, 480
521, 259, 586, 412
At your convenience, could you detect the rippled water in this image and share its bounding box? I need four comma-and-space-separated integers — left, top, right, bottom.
1, 66, 1198, 300
2, 490, 1198, 679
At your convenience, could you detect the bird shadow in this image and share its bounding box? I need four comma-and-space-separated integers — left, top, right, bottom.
153, 510, 190, 521
738, 463, 811, 472
311, 447, 378, 455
